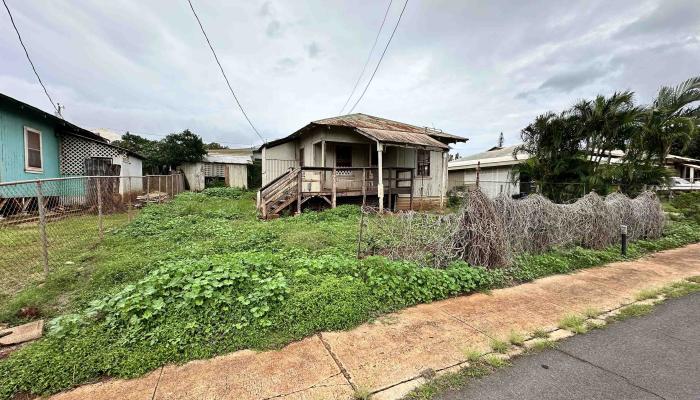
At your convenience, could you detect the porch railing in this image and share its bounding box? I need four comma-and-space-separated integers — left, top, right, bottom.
257, 166, 415, 217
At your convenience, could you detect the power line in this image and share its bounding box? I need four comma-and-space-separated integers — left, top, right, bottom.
339, 0, 393, 115
3, 0, 59, 115
186, 0, 265, 143
347, 0, 408, 114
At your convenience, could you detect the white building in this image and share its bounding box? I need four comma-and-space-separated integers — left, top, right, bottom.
448, 145, 530, 198
180, 151, 251, 191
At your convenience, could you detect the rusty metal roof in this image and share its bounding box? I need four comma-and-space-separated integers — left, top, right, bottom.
262, 113, 467, 149
354, 128, 448, 149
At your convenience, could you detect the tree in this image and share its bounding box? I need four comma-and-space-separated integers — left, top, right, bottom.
112, 132, 162, 173
205, 142, 228, 150
160, 130, 207, 170
112, 130, 207, 173
641, 76, 700, 164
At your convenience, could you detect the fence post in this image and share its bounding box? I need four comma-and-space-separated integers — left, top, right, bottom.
36, 181, 49, 278
357, 209, 365, 259
127, 176, 133, 222
158, 176, 162, 203
97, 177, 104, 241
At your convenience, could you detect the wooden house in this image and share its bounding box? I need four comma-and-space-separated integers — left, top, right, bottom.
0, 93, 143, 216
257, 114, 467, 217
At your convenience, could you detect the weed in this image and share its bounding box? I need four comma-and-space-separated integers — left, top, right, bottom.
661, 281, 700, 298
490, 339, 510, 354
482, 354, 509, 368
609, 304, 655, 322
463, 348, 482, 362
558, 314, 588, 334
403, 362, 491, 400
634, 288, 662, 301
583, 307, 600, 319
353, 387, 372, 400
529, 339, 556, 351
531, 328, 549, 339
686, 276, 700, 284
508, 330, 525, 346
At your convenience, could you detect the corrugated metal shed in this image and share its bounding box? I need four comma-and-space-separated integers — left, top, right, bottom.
261, 113, 467, 149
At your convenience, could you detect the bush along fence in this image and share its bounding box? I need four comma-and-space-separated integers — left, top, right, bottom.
359, 187, 665, 268
0, 174, 185, 296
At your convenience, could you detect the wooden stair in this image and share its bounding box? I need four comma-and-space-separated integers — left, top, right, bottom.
257, 168, 301, 218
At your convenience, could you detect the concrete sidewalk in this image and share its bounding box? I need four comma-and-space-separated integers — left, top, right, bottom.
50, 244, 700, 400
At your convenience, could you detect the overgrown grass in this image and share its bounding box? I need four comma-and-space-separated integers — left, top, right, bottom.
403, 362, 493, 400
558, 314, 588, 334
1, 189, 700, 399
608, 304, 655, 322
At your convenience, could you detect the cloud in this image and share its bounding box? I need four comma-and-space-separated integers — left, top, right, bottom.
259, 1, 273, 17
265, 20, 282, 38
305, 41, 320, 58
1, 0, 697, 154
615, 0, 700, 38
539, 64, 609, 92
274, 57, 299, 73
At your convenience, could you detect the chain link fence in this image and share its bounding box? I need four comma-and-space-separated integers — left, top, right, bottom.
0, 174, 185, 299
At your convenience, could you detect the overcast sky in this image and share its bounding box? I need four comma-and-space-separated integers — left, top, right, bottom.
2, 0, 699, 155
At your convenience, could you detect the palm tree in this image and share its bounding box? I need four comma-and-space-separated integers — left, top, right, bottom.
642, 76, 700, 165
568, 91, 642, 171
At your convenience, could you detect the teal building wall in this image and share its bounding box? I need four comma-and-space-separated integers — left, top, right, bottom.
0, 107, 61, 183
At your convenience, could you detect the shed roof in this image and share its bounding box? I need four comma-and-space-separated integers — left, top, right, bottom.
261, 113, 467, 150
449, 144, 528, 170
203, 153, 252, 165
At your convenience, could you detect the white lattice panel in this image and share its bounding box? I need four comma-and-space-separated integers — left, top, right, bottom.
60, 135, 123, 175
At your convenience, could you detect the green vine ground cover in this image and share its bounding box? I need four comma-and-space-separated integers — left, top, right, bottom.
1, 189, 699, 399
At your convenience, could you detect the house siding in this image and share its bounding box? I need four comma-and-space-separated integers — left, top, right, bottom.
0, 107, 61, 183
447, 166, 520, 198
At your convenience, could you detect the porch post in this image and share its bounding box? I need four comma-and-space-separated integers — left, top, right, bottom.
297, 170, 302, 214
440, 152, 448, 209
377, 143, 384, 212
321, 140, 326, 188
361, 168, 367, 207
332, 167, 337, 208
691, 167, 695, 183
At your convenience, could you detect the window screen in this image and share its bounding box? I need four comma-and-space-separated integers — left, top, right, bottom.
25, 128, 42, 170
417, 150, 430, 177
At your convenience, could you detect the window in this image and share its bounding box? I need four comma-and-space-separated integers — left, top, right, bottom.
417, 149, 430, 177
24, 127, 43, 172
299, 148, 305, 167
336, 145, 352, 168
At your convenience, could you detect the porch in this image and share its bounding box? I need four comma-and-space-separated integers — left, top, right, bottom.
257, 166, 415, 218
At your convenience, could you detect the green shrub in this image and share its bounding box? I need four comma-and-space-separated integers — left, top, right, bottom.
201, 186, 247, 199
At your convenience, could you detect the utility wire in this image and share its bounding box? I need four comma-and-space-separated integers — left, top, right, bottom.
187, 0, 265, 143
347, 0, 408, 114
3, 0, 59, 115
339, 0, 393, 115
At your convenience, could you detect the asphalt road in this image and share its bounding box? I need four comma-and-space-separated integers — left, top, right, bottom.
437, 292, 700, 400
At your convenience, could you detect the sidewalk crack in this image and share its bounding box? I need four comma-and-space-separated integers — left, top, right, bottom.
260, 371, 349, 400
439, 308, 497, 341
317, 332, 357, 391
150, 366, 164, 400
554, 348, 667, 400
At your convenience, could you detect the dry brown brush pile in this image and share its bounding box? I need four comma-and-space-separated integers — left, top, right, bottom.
362, 188, 665, 268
